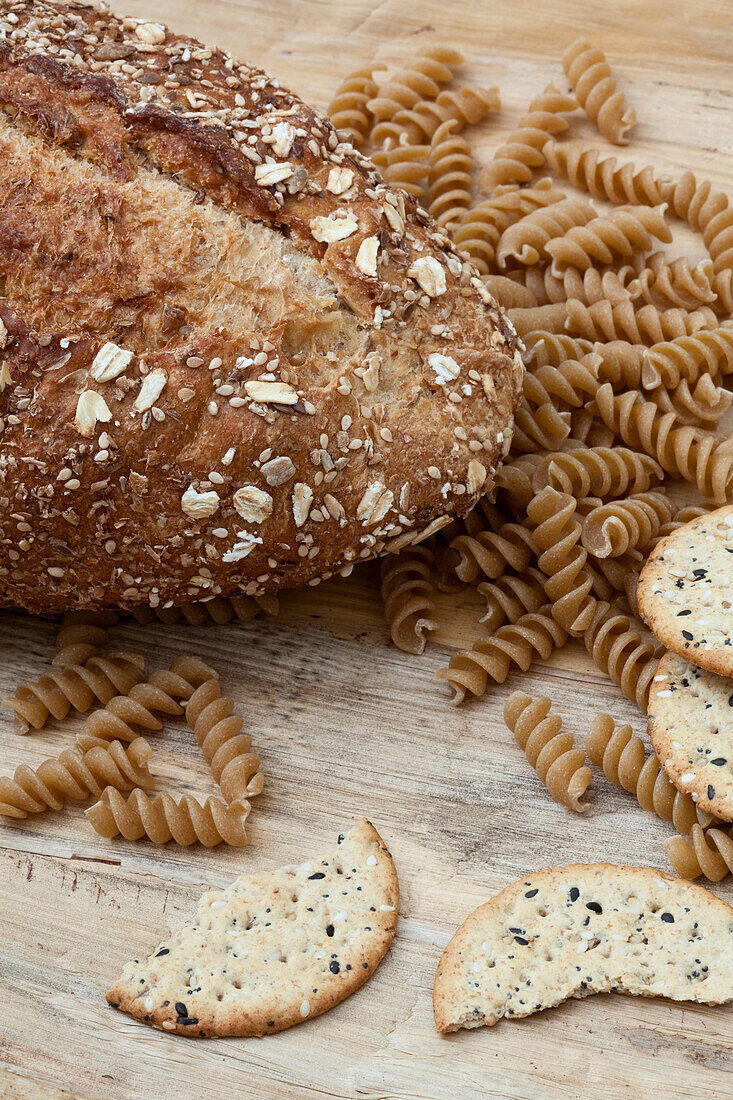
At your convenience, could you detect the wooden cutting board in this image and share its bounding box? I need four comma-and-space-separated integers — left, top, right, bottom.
2, 1, 733, 1097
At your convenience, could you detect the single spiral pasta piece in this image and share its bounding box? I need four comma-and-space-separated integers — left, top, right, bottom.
426, 119, 474, 229
658, 171, 728, 233
367, 45, 463, 138
54, 610, 119, 667
185, 680, 263, 805
546, 204, 672, 274
586, 713, 711, 833
580, 490, 674, 558
0, 737, 153, 819
477, 568, 547, 630
128, 593, 269, 627
3, 651, 145, 735
592, 341, 646, 388
712, 269, 733, 315
452, 179, 567, 273
697, 198, 733, 274
371, 142, 430, 196
640, 325, 733, 390
593, 382, 733, 501
497, 196, 597, 268
76, 657, 218, 746
582, 600, 659, 711
562, 39, 636, 145
327, 63, 386, 147
565, 299, 717, 345
511, 401, 571, 453
523, 331, 594, 367
646, 374, 733, 427
526, 487, 596, 635
587, 551, 646, 610
531, 446, 663, 500
449, 521, 537, 584
389, 85, 500, 146
86, 786, 252, 848
648, 501, 719, 550
507, 303, 568, 338
482, 274, 538, 309
543, 139, 666, 204
435, 605, 567, 705
478, 83, 577, 192
569, 410, 616, 448
524, 354, 601, 411
380, 546, 438, 654
504, 691, 591, 812
665, 824, 733, 883
628, 254, 717, 311
524, 264, 633, 307
493, 453, 548, 510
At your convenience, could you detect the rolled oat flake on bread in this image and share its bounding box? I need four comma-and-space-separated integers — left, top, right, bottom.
107, 818, 398, 1037
433, 863, 733, 1032
0, 1, 522, 614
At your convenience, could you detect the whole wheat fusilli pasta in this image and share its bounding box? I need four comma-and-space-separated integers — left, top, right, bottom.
3, 651, 145, 735
381, 546, 438, 654
580, 490, 674, 558
640, 325, 733, 389
367, 46, 463, 142
562, 39, 636, 145
665, 824, 733, 883
479, 83, 577, 192
546, 205, 671, 274
477, 568, 547, 631
76, 657, 218, 746
86, 786, 252, 848
452, 178, 566, 274
565, 299, 717, 345
327, 63, 386, 147
185, 679, 264, 805
426, 119, 474, 229
530, 446, 663, 500
449, 521, 537, 584
436, 606, 567, 705
504, 691, 591, 812
628, 254, 717, 311
526, 487, 596, 635
583, 600, 660, 711
497, 196, 597, 268
543, 139, 666, 204
586, 713, 713, 833
0, 737, 152, 819
593, 382, 733, 501
389, 84, 500, 145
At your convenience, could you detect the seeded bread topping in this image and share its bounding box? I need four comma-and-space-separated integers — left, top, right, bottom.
0, 0, 522, 613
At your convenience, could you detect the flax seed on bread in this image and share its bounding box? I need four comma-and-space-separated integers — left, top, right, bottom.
0, 1, 522, 614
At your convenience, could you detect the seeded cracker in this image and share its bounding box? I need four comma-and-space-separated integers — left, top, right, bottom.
433, 864, 733, 1033
107, 819, 398, 1037
637, 504, 733, 677
648, 650, 733, 820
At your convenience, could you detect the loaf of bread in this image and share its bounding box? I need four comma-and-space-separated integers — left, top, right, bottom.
0, 1, 521, 614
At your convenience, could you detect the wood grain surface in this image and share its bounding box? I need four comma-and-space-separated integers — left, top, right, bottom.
2, 1, 733, 1098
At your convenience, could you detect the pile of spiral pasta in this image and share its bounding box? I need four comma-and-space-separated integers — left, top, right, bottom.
332, 40, 733, 880
0, 612, 264, 847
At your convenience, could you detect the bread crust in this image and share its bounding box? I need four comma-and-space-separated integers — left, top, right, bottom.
0, 1, 521, 613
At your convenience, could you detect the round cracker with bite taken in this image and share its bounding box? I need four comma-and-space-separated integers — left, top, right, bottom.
648, 649, 733, 821
106, 818, 398, 1037
637, 504, 733, 677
